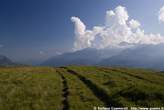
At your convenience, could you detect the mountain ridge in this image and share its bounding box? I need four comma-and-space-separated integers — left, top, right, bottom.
41, 43, 164, 70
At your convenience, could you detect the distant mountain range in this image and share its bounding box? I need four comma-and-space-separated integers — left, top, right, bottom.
41, 48, 123, 66
2, 43, 164, 70
42, 43, 164, 70
99, 44, 164, 70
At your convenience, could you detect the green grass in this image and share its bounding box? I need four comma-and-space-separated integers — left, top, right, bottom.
0, 66, 164, 110
67, 66, 164, 107
57, 68, 104, 110
0, 67, 63, 110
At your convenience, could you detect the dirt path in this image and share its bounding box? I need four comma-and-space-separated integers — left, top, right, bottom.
57, 70, 69, 110
65, 68, 123, 107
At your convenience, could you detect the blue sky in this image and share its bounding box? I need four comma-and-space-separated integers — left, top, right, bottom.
0, 0, 164, 64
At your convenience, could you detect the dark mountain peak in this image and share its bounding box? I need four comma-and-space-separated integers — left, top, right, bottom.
0, 55, 14, 66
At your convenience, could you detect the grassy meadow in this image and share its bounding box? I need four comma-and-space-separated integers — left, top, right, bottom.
0, 66, 163, 110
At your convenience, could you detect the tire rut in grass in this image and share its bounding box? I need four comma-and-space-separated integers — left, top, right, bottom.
109, 69, 157, 84
57, 70, 69, 110
65, 68, 123, 107
99, 67, 158, 84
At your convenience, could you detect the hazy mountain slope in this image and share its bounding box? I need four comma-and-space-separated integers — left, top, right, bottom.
99, 44, 164, 70
42, 43, 164, 70
41, 48, 123, 66
42, 48, 100, 66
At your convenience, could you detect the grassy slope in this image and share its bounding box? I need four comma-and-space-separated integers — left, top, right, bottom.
67, 66, 164, 107
0, 67, 63, 110
0, 66, 163, 110
57, 68, 104, 110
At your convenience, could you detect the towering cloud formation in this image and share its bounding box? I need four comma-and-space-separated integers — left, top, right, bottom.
159, 6, 164, 22
129, 19, 141, 29
71, 6, 164, 51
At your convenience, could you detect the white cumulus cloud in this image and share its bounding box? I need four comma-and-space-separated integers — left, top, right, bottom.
71, 6, 164, 51
159, 6, 164, 22
129, 19, 141, 29
71, 16, 95, 49
71, 17, 86, 36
